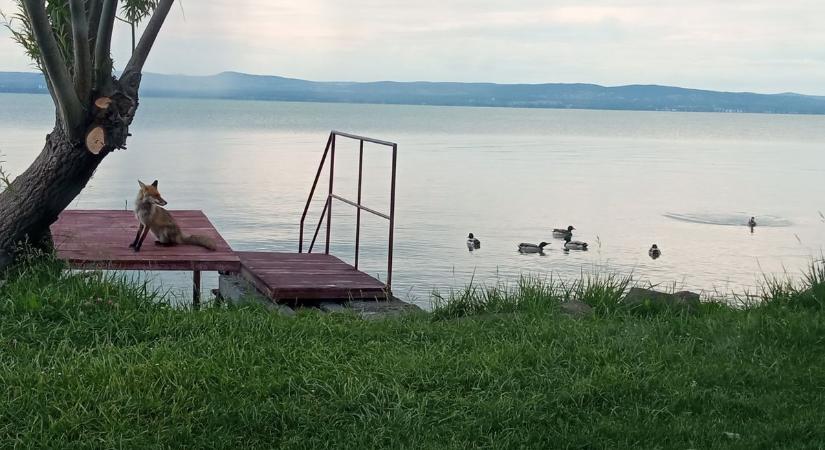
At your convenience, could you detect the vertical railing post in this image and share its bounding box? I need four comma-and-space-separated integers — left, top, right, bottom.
386, 143, 397, 291
299, 133, 333, 253
192, 270, 201, 309
325, 134, 336, 254
308, 196, 330, 253
355, 139, 364, 269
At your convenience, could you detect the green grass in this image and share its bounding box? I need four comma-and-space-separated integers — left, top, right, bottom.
431, 273, 631, 318
2, 256, 825, 448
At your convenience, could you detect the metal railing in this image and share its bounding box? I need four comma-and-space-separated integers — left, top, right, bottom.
299, 131, 398, 290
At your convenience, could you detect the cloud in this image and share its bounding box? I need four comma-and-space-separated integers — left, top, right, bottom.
1, 0, 823, 94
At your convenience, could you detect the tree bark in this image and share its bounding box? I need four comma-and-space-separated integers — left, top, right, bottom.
0, 125, 105, 268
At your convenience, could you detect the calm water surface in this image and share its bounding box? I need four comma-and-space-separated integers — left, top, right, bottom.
2, 93, 825, 308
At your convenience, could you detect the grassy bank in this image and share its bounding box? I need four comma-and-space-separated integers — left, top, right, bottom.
2, 257, 825, 448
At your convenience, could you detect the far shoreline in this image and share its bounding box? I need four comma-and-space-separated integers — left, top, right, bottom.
3, 70, 825, 115
4, 90, 825, 119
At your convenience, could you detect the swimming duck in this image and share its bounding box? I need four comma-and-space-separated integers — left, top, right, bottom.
649, 244, 661, 259
553, 225, 575, 239
467, 233, 481, 251
518, 242, 549, 253
563, 235, 588, 251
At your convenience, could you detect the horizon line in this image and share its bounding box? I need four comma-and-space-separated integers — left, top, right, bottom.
0, 69, 818, 98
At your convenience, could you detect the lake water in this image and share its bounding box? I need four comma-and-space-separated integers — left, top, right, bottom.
2, 92, 825, 308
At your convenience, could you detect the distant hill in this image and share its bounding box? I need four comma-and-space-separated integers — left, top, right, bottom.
3, 71, 825, 114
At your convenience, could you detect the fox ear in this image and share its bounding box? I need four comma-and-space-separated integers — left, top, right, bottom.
151, 180, 158, 187
138, 180, 146, 188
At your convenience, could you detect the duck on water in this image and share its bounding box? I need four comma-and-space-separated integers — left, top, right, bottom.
518, 242, 550, 254
467, 233, 481, 251
563, 235, 588, 251
553, 226, 575, 239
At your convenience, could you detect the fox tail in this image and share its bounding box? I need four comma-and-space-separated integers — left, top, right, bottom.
181, 234, 217, 251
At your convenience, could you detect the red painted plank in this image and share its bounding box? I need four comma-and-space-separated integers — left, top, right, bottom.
55, 244, 233, 253
243, 270, 364, 276
54, 224, 216, 232
249, 269, 380, 279
239, 253, 346, 263
62, 252, 236, 262
243, 268, 377, 283
239, 262, 357, 270
68, 260, 241, 272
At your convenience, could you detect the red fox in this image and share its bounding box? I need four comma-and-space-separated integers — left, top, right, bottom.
130, 180, 217, 252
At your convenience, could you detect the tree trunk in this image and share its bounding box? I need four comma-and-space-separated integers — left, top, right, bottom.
0, 0, 175, 272
0, 125, 106, 269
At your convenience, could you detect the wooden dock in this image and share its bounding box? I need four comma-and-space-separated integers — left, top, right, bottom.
239, 252, 387, 302
52, 210, 240, 307
51, 209, 388, 306
47, 132, 399, 308
52, 210, 239, 271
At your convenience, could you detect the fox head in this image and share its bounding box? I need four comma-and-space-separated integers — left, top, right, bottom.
137, 180, 167, 206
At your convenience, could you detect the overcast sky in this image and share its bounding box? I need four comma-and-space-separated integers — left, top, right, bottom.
1, 0, 823, 94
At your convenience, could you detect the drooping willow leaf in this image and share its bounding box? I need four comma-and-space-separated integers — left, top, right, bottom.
1, 0, 160, 75
1, 1, 42, 70
121, 0, 157, 24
